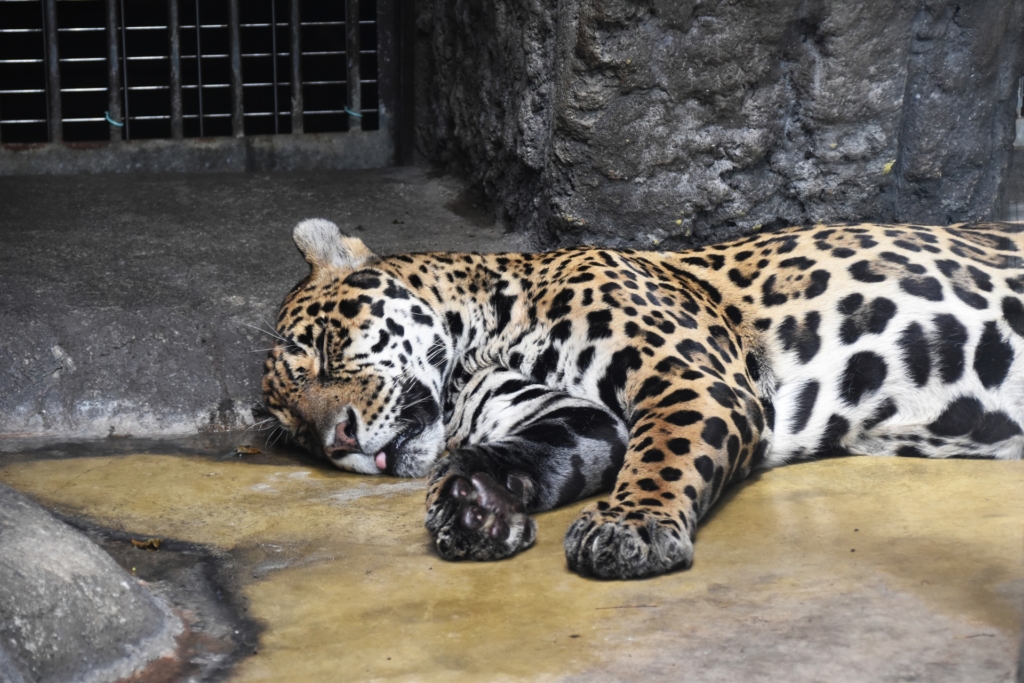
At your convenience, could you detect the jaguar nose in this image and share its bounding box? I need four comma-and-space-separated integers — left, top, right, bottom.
328, 419, 359, 453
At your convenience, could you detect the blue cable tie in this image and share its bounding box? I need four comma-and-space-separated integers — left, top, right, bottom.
105, 111, 124, 127
343, 107, 363, 119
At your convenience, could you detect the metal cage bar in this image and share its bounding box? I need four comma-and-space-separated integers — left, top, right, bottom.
104, 0, 123, 140
118, 0, 131, 139
270, 0, 280, 134
345, 0, 361, 131
227, 0, 243, 137
194, 0, 204, 136
42, 0, 61, 142
289, 0, 302, 134
168, 0, 183, 139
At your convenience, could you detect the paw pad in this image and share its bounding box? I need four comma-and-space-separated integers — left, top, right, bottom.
426, 471, 536, 561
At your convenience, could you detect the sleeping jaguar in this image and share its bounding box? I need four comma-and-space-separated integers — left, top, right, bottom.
263, 219, 1024, 580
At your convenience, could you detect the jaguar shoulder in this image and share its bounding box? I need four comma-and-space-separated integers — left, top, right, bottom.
263, 219, 1024, 579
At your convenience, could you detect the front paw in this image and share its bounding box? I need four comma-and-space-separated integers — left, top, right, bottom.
563, 503, 693, 579
425, 471, 537, 562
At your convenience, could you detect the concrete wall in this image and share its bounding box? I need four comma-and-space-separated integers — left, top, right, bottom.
415, 0, 1024, 248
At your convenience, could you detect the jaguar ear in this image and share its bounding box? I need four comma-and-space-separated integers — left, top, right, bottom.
292, 218, 375, 274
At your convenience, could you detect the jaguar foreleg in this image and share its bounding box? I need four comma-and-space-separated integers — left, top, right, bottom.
564, 353, 770, 579
425, 369, 628, 562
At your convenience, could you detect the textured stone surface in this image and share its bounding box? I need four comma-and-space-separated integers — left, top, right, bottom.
415, 0, 1024, 248
0, 484, 181, 683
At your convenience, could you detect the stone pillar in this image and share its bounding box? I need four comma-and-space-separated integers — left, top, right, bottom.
415, 0, 1024, 248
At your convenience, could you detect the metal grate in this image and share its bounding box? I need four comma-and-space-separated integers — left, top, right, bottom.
0, 0, 380, 144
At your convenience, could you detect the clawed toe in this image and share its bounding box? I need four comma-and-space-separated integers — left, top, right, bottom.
564, 506, 693, 579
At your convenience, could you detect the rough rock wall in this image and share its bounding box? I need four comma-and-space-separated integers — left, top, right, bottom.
415, 0, 1024, 248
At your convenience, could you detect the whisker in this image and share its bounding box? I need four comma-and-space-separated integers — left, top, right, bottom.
268, 425, 287, 448
399, 395, 432, 409
424, 347, 447, 362
240, 417, 278, 436
394, 415, 428, 428
240, 321, 287, 342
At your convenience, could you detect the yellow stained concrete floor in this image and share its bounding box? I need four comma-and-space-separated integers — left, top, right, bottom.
1, 451, 1021, 682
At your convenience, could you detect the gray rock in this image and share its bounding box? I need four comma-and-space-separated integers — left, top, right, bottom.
0, 484, 182, 683
415, 0, 1024, 247
1018, 630, 1024, 683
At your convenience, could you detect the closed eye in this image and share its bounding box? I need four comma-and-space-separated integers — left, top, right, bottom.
318, 334, 330, 379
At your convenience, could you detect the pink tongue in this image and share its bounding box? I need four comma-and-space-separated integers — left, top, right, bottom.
375, 451, 387, 471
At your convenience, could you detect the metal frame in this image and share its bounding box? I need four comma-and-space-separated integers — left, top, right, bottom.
0, 0, 408, 173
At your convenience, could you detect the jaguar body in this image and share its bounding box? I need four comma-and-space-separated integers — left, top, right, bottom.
263, 219, 1024, 579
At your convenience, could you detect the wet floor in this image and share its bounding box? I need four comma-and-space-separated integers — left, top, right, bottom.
0, 440, 1021, 682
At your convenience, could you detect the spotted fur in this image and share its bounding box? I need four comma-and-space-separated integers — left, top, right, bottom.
264, 219, 1024, 579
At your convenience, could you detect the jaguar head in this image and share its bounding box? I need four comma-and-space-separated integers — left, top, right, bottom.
262, 219, 451, 477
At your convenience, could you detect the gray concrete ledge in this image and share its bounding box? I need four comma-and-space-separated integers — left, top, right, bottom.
0, 131, 393, 176
0, 167, 523, 439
